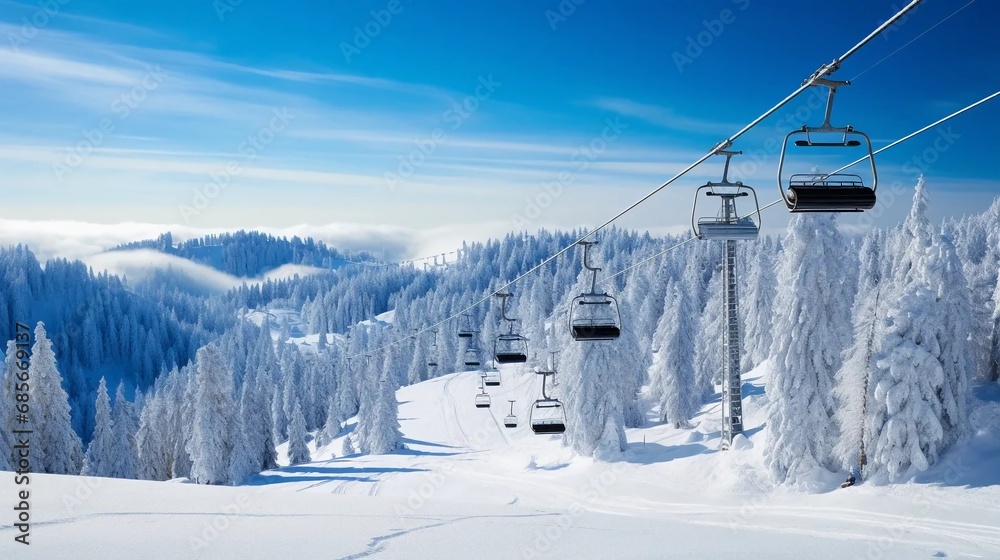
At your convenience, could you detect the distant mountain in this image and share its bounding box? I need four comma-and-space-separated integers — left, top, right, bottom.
109, 231, 378, 277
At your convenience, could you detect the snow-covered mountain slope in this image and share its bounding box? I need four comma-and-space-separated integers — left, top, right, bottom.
5, 362, 999, 559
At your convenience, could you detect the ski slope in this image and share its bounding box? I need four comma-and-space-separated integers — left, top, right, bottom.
4, 363, 1000, 559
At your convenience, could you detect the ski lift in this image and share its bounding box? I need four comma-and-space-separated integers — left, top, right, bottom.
483, 368, 501, 387
530, 371, 565, 434
504, 400, 518, 428
475, 391, 491, 408
569, 241, 621, 341
692, 150, 761, 241
778, 78, 877, 212
428, 328, 439, 368
494, 292, 528, 363
458, 312, 476, 339
464, 346, 481, 367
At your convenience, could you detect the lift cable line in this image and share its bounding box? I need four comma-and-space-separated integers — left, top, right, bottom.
600, 89, 1000, 288
849, 0, 978, 83
343, 0, 924, 360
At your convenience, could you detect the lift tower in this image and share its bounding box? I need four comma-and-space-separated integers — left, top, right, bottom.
691, 148, 761, 449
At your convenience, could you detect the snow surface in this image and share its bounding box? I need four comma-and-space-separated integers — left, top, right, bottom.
3, 362, 999, 559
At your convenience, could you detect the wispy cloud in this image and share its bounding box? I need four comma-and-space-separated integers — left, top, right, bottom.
585, 96, 738, 135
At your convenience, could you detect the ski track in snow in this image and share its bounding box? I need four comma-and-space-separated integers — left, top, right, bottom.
334, 512, 562, 560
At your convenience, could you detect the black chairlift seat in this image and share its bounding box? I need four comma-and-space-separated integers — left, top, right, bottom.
464, 358, 481, 367
530, 398, 566, 434
795, 139, 862, 147
786, 174, 876, 212
458, 330, 474, 338
484, 370, 501, 386
570, 297, 621, 341
696, 217, 759, 241
495, 333, 528, 363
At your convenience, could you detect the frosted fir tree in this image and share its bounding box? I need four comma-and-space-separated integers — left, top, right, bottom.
286, 400, 311, 465
342, 433, 356, 456
693, 267, 723, 396
109, 383, 138, 479
28, 322, 83, 474
364, 370, 402, 455
186, 344, 234, 485
741, 237, 778, 370
1, 341, 20, 470
315, 395, 342, 450
649, 281, 698, 427
861, 182, 974, 482
991, 269, 1000, 382
408, 341, 428, 385
925, 232, 973, 446
765, 214, 851, 482
833, 230, 886, 471
560, 275, 628, 459
135, 389, 170, 481
865, 290, 946, 482
81, 378, 114, 477
228, 419, 257, 485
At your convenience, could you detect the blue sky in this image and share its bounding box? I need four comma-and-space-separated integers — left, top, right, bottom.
0, 0, 997, 258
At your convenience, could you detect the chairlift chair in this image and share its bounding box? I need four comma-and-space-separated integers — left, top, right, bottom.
691, 150, 761, 241
483, 368, 501, 387
493, 292, 529, 363
530, 371, 566, 434
530, 399, 566, 434
475, 391, 491, 408
569, 241, 621, 341
464, 347, 481, 367
458, 313, 476, 339
777, 79, 877, 212
504, 400, 518, 428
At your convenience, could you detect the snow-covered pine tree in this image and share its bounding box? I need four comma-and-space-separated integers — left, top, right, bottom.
834, 229, 886, 471
365, 362, 402, 455
82, 377, 114, 477
0, 341, 19, 470
926, 231, 973, 446
560, 277, 628, 459
186, 344, 234, 485
741, 236, 777, 370
227, 416, 257, 485
861, 181, 974, 482
135, 385, 170, 481
649, 280, 698, 427
286, 399, 311, 465
992, 269, 1000, 382
108, 382, 138, 479
693, 266, 723, 397
29, 322, 83, 474
315, 394, 342, 450
765, 214, 851, 482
